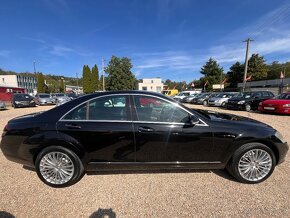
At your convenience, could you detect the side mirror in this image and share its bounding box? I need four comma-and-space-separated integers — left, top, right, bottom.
188, 115, 200, 126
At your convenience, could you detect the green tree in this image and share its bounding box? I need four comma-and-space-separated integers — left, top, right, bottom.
105, 56, 136, 91
91, 64, 99, 91
37, 73, 45, 93
99, 75, 104, 90
227, 62, 244, 88
200, 58, 224, 89
82, 65, 92, 93
247, 54, 268, 80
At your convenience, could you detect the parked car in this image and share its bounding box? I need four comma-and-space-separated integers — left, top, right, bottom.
0, 91, 288, 187
34, 93, 56, 105
258, 92, 290, 115
56, 95, 72, 106
192, 92, 219, 105
11, 93, 36, 108
51, 93, 67, 102
181, 93, 199, 103
173, 91, 197, 102
227, 91, 274, 112
162, 89, 179, 97
208, 92, 239, 107
67, 93, 79, 100
0, 100, 6, 110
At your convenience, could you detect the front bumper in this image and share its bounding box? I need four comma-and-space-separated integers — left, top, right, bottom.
276, 142, 289, 165
208, 101, 222, 106
226, 102, 245, 110
259, 106, 290, 115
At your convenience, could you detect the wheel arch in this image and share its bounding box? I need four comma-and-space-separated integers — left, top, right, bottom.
33, 138, 87, 166
225, 138, 280, 165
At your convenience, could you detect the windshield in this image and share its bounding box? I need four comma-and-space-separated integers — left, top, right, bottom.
56, 93, 65, 97
14, 94, 31, 100
236, 92, 254, 99
276, 93, 290, 99
39, 94, 50, 98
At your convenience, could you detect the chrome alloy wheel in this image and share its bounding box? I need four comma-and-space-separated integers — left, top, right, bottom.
39, 152, 75, 185
238, 149, 272, 182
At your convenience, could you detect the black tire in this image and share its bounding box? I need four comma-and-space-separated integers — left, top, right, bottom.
245, 104, 251, 112
226, 143, 276, 184
221, 102, 226, 107
35, 146, 84, 188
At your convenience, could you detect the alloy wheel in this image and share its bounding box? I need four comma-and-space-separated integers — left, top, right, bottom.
39, 151, 75, 185
238, 149, 272, 182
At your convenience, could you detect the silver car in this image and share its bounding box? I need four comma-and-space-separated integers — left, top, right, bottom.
34, 93, 56, 105
183, 94, 199, 103
208, 92, 239, 107
0, 100, 6, 110
56, 95, 71, 106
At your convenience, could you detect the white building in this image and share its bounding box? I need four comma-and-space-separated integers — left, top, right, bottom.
138, 78, 164, 93
0, 75, 37, 94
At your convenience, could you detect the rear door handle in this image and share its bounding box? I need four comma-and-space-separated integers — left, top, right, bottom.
65, 123, 82, 129
138, 126, 154, 133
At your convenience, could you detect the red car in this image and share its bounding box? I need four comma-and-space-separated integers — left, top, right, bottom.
259, 92, 290, 114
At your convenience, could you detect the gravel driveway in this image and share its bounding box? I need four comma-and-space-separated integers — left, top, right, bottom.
0, 105, 289, 218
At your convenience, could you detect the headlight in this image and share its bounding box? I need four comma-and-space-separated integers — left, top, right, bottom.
282, 104, 290, 107
238, 100, 245, 104
275, 131, 286, 143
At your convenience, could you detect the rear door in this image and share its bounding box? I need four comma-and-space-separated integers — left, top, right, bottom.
57, 94, 135, 163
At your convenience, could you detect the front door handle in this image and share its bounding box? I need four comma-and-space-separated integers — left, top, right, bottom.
138, 126, 154, 133
65, 123, 82, 129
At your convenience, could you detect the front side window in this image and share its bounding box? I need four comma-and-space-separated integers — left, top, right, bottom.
63, 95, 128, 121
133, 95, 190, 123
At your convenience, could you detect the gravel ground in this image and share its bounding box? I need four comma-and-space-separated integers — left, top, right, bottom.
0, 104, 289, 218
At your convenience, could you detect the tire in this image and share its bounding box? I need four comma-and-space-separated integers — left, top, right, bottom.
226, 143, 276, 184
203, 100, 208, 106
245, 104, 251, 112
221, 102, 226, 107
35, 146, 84, 188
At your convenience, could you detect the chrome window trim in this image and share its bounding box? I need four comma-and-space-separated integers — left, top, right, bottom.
59, 93, 208, 127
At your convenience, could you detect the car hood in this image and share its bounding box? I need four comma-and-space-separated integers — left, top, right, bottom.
262, 99, 290, 105
9, 112, 44, 123
194, 109, 272, 129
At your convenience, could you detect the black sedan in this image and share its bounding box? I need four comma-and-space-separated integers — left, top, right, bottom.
0, 91, 288, 187
11, 93, 36, 108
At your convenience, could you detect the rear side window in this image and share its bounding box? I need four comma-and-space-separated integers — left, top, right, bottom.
63, 95, 129, 121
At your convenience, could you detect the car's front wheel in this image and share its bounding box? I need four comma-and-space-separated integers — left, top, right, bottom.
245, 104, 251, 111
35, 146, 84, 188
226, 143, 276, 184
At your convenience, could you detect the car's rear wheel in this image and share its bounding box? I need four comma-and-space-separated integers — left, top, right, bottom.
35, 146, 84, 188
226, 143, 276, 184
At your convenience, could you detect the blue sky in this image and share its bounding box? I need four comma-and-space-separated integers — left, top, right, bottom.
0, 0, 290, 82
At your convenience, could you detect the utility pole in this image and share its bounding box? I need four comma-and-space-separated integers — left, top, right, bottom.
33, 60, 36, 74
102, 58, 105, 91
242, 38, 254, 92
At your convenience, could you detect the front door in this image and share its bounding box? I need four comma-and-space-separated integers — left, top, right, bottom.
131, 95, 213, 162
